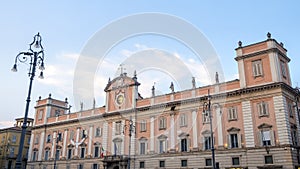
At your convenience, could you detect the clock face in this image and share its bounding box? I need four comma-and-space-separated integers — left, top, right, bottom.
116, 94, 124, 105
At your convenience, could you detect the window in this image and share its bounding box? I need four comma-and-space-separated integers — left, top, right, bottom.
264, 155, 273, 164
94, 146, 99, 157
140, 142, 146, 155
66, 165, 70, 169
55, 109, 60, 117
289, 103, 294, 118
57, 133, 62, 142
292, 129, 298, 146
81, 130, 87, 138
139, 161, 145, 168
44, 149, 50, 160
12, 135, 17, 143
159, 117, 166, 130
46, 134, 51, 143
261, 130, 271, 146
232, 157, 240, 165
202, 110, 210, 123
38, 110, 43, 120
77, 164, 84, 169
70, 130, 75, 140
27, 137, 31, 145
181, 160, 187, 167
32, 150, 38, 161
180, 114, 187, 127
67, 149, 72, 159
115, 121, 122, 135
181, 138, 187, 152
9, 147, 14, 157
159, 140, 166, 153
55, 149, 60, 160
80, 147, 85, 158
92, 164, 98, 169
280, 60, 287, 78
35, 136, 39, 144
252, 60, 263, 77
1, 135, 5, 143
228, 107, 238, 120
140, 120, 146, 132
205, 158, 212, 166
204, 136, 211, 150
113, 138, 122, 155
230, 134, 239, 148
257, 102, 269, 117
159, 160, 165, 167
95, 127, 102, 137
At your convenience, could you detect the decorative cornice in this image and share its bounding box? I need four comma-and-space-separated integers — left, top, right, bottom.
235, 47, 290, 62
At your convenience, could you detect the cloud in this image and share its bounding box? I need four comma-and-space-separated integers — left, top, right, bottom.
0, 121, 14, 129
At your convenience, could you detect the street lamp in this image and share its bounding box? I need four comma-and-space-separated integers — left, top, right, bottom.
12, 33, 45, 169
123, 116, 135, 169
202, 90, 216, 169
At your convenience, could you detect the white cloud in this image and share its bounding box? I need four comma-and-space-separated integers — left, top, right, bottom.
0, 121, 14, 129
174, 52, 181, 59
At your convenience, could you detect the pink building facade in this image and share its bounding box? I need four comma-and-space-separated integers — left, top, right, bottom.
28, 34, 300, 169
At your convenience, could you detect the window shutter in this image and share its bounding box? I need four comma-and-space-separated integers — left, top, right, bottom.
257, 131, 262, 146
227, 135, 231, 149
259, 61, 263, 75
257, 103, 262, 116
187, 138, 191, 151
270, 130, 275, 146
238, 134, 242, 148
252, 62, 256, 76
265, 103, 269, 115
202, 137, 205, 150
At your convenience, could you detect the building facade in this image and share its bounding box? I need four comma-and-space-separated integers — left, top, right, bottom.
0, 118, 33, 169
27, 34, 300, 169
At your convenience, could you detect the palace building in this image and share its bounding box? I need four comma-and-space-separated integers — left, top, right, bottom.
27, 33, 300, 169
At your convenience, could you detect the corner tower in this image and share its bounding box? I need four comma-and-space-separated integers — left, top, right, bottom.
235, 33, 291, 88
104, 71, 140, 112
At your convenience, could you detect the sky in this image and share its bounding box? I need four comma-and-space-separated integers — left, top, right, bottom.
0, 1, 299, 128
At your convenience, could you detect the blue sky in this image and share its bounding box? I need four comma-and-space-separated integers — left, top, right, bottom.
0, 1, 299, 128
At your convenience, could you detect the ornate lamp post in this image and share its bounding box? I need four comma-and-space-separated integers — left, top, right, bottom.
123, 116, 135, 169
12, 33, 45, 169
202, 90, 216, 169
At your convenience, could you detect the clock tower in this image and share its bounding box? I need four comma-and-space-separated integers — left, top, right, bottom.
104, 71, 140, 112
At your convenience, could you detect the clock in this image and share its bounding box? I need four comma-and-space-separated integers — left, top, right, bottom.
116, 94, 124, 105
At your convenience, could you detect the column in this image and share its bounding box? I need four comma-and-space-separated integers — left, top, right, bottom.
216, 106, 223, 147
192, 110, 198, 150
88, 125, 94, 157
274, 96, 292, 144
62, 129, 68, 158
74, 127, 80, 157
121, 120, 125, 155
130, 117, 135, 155
242, 101, 255, 147
27, 133, 35, 161
150, 116, 155, 153
170, 113, 175, 151
111, 122, 116, 153
50, 132, 57, 159
102, 122, 108, 155
37, 131, 45, 161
